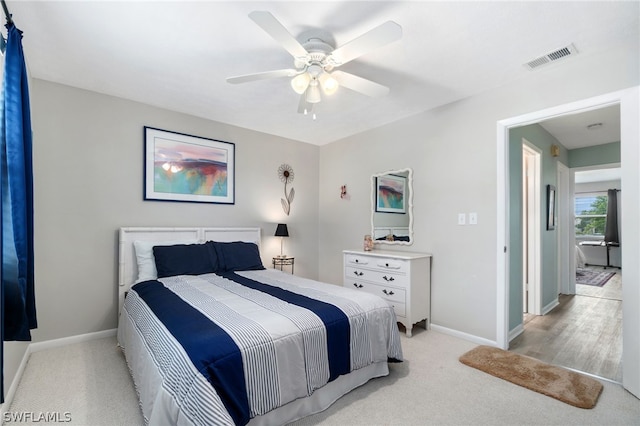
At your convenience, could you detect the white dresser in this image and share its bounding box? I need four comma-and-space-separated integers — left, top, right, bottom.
343, 249, 432, 337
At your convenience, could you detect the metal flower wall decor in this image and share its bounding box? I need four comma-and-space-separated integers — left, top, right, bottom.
278, 163, 295, 215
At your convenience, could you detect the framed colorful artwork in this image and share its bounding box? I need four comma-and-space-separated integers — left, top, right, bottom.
144, 127, 235, 204
375, 174, 406, 214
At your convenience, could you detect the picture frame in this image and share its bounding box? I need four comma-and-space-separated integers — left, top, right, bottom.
144, 127, 235, 204
547, 184, 556, 230
375, 174, 407, 214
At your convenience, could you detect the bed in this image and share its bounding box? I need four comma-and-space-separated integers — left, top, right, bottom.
116, 227, 403, 426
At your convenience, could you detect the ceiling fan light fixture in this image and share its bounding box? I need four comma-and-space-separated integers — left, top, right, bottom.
291, 72, 311, 95
229, 11, 402, 113
306, 80, 321, 103
319, 72, 339, 95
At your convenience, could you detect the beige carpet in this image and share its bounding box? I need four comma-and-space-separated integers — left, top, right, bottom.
460, 345, 603, 409
9, 330, 640, 425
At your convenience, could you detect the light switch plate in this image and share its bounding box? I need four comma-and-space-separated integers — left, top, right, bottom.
458, 213, 466, 225
469, 212, 478, 225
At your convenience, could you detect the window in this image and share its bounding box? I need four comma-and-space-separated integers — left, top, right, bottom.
575, 193, 608, 236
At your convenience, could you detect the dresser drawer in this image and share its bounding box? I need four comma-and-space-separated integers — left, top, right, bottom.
344, 254, 373, 267
345, 254, 409, 274
345, 280, 406, 304
390, 302, 406, 318
345, 266, 408, 288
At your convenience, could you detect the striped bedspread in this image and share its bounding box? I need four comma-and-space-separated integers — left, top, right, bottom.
119, 269, 403, 426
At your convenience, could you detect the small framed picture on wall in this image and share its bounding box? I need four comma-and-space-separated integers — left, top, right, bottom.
547, 184, 556, 230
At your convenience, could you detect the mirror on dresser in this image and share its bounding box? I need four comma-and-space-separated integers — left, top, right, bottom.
371, 168, 413, 245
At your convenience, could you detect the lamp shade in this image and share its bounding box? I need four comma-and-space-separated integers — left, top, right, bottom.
319, 72, 339, 95
305, 80, 321, 103
275, 223, 289, 237
291, 73, 310, 95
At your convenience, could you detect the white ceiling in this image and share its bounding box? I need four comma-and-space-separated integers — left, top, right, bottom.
5, 1, 639, 146
539, 104, 621, 150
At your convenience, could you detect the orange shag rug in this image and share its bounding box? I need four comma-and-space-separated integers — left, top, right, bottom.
459, 345, 603, 409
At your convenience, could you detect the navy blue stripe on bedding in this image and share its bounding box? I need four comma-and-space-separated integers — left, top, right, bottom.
132, 280, 250, 426
221, 271, 351, 381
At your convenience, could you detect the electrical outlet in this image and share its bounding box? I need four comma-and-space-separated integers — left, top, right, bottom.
458, 213, 466, 225
469, 212, 478, 225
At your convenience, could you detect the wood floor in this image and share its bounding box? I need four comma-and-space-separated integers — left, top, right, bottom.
509, 267, 622, 382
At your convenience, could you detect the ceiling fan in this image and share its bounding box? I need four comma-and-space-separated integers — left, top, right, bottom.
226, 11, 402, 114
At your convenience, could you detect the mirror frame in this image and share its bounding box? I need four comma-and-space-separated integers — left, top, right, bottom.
370, 168, 414, 246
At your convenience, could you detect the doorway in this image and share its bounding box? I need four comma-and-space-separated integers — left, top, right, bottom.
496, 87, 640, 398
512, 163, 623, 382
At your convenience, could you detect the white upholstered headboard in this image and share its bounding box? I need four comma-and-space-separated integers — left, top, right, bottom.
118, 227, 261, 311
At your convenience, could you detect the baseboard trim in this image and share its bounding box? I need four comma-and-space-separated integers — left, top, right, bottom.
1, 329, 117, 417
431, 324, 497, 347
28, 329, 116, 353
542, 298, 559, 315
508, 323, 524, 342
1, 343, 30, 419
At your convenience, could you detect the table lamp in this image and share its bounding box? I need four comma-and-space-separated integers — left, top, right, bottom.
274, 223, 289, 258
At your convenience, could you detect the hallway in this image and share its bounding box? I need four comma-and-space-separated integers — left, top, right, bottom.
509, 267, 622, 382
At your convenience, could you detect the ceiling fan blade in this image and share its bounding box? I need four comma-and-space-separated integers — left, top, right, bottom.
226, 69, 298, 84
249, 11, 308, 59
297, 95, 313, 114
330, 21, 402, 66
333, 71, 390, 98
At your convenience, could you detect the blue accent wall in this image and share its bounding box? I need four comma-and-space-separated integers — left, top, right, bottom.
569, 142, 620, 168
508, 130, 621, 336
508, 124, 565, 333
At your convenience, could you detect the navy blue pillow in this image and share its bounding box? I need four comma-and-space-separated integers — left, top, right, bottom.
153, 241, 219, 278
213, 241, 265, 272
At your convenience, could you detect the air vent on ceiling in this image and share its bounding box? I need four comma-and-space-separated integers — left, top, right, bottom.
525, 43, 578, 70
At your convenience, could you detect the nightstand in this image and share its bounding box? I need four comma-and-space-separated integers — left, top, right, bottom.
272, 256, 294, 274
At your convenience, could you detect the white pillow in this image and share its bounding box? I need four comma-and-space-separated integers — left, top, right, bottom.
133, 240, 197, 282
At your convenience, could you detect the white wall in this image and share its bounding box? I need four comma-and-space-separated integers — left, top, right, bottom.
318, 45, 639, 343
29, 80, 320, 341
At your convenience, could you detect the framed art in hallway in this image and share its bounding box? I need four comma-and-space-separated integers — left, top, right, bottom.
547, 184, 556, 230
144, 127, 235, 204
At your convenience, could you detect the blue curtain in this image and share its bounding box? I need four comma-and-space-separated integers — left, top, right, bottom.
1, 22, 37, 402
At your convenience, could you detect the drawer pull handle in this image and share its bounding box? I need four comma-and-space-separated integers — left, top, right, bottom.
352, 283, 363, 289
382, 275, 395, 282
353, 271, 363, 276
383, 289, 395, 296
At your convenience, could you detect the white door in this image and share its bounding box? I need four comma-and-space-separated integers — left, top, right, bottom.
522, 141, 541, 315
557, 162, 573, 295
